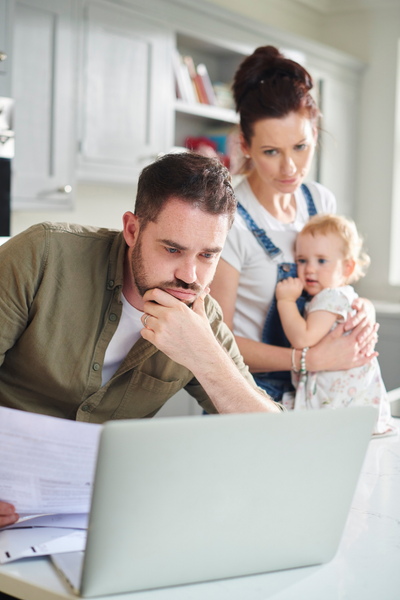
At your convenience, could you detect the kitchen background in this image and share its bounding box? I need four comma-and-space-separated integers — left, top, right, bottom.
1, 0, 400, 415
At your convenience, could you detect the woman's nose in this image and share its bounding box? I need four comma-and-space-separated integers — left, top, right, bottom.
281, 156, 296, 176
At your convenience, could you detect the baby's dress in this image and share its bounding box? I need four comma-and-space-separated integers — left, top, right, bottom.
292, 286, 393, 435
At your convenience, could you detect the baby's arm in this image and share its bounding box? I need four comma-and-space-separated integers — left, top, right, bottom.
276, 278, 338, 349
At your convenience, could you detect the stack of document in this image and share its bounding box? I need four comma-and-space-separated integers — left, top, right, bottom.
0, 406, 102, 563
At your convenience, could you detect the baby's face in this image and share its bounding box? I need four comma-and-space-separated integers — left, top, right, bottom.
296, 232, 352, 296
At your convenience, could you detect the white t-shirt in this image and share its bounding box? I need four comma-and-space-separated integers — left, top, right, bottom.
102, 293, 143, 386
220, 177, 336, 342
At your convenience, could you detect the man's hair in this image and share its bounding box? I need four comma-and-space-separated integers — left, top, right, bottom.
134, 152, 237, 229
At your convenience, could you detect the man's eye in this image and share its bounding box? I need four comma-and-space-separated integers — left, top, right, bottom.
202, 253, 213, 259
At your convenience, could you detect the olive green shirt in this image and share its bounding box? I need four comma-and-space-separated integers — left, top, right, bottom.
0, 223, 279, 422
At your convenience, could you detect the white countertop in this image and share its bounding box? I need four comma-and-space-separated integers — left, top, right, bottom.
372, 300, 400, 315
0, 428, 399, 600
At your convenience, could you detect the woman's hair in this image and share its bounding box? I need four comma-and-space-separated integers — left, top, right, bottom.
298, 214, 370, 283
233, 45, 320, 145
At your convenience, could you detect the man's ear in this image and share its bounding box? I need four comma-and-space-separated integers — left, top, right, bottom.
123, 212, 140, 247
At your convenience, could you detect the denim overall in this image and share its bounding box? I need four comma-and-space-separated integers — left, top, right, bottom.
237, 184, 317, 402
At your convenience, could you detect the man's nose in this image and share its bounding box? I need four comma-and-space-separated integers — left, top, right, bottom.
175, 260, 197, 284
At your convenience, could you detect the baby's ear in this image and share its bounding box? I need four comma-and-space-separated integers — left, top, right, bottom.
344, 259, 356, 279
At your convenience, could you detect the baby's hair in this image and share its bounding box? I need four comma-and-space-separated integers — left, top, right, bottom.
298, 214, 370, 283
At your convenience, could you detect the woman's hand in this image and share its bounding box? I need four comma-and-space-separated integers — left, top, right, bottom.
0, 502, 18, 528
307, 317, 378, 372
344, 297, 378, 357
276, 277, 303, 302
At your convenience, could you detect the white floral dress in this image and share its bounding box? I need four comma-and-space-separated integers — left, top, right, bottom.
292, 286, 393, 435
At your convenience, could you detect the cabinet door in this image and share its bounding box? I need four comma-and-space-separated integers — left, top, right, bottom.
0, 0, 13, 96
12, 0, 76, 209
77, 2, 174, 183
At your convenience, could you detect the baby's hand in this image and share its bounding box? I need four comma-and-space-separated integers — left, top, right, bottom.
276, 277, 303, 302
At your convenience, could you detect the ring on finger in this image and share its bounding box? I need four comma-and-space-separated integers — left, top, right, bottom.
143, 313, 150, 328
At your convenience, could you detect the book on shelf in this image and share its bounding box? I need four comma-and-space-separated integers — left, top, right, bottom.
172, 49, 197, 104
182, 55, 209, 104
174, 51, 235, 110
196, 63, 217, 106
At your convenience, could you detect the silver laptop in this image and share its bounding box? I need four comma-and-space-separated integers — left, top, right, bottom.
51, 407, 376, 597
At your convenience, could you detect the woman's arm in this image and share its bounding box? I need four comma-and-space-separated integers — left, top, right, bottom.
209, 258, 239, 330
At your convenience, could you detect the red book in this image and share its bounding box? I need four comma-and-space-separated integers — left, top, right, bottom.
183, 56, 209, 104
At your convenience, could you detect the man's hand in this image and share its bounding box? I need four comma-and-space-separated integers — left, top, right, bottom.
140, 287, 216, 372
140, 287, 280, 414
0, 502, 18, 528
276, 277, 303, 302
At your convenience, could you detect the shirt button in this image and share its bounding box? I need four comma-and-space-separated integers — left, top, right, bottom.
108, 280, 114, 288
81, 405, 90, 412
93, 363, 100, 371
109, 313, 117, 322
282, 264, 291, 273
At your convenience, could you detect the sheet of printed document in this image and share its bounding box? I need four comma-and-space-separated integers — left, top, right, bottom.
0, 527, 87, 563
0, 406, 102, 515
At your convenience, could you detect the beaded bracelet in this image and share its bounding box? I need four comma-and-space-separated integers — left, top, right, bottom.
291, 348, 299, 373
300, 346, 309, 375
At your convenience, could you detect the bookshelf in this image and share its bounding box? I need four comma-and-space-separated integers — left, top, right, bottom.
173, 34, 245, 165
174, 99, 239, 124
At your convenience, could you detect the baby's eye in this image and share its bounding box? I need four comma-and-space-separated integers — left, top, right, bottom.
297, 258, 306, 264
318, 258, 327, 264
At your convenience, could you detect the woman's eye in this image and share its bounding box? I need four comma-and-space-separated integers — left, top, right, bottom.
295, 144, 307, 151
263, 149, 277, 156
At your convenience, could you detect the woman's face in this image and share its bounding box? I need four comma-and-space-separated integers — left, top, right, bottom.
242, 112, 317, 195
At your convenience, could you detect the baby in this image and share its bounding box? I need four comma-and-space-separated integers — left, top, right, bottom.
276, 214, 394, 436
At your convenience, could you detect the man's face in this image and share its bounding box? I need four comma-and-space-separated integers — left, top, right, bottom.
125, 198, 230, 307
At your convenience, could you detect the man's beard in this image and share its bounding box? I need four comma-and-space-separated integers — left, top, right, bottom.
131, 235, 203, 306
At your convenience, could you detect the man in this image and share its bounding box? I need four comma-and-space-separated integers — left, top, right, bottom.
0, 153, 281, 526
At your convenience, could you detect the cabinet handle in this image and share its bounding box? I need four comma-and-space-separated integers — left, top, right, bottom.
57, 185, 72, 194
0, 53, 7, 62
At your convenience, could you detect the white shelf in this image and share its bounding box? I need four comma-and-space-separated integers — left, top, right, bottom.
174, 99, 239, 124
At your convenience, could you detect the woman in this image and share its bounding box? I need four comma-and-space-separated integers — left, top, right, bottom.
211, 46, 377, 403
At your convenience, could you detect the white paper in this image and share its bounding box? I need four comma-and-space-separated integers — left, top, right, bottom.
0, 527, 87, 563
0, 406, 102, 514
5, 513, 89, 530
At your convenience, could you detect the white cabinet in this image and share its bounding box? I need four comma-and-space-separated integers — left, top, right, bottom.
76, 1, 174, 183
11, 0, 76, 209
0, 0, 12, 96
